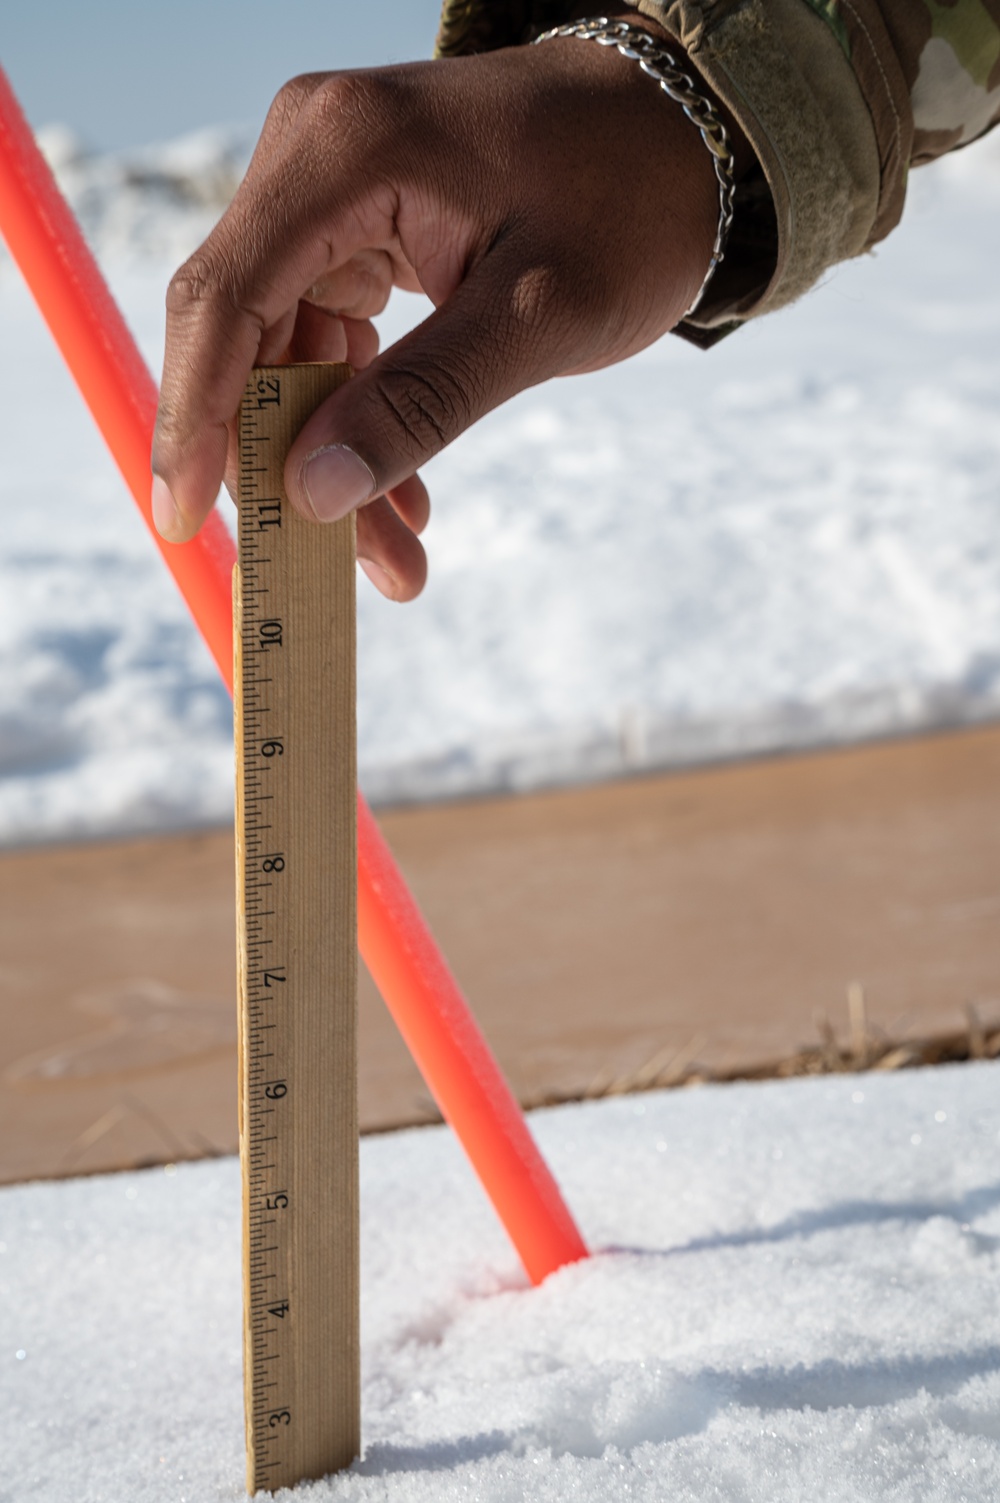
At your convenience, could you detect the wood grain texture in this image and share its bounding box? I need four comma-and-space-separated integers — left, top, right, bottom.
235, 364, 358, 1493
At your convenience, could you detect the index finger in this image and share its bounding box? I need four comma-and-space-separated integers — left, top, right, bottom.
150, 76, 400, 542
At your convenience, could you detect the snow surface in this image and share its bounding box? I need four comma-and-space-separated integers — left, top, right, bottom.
4, 1061, 1000, 1500
1, 127, 999, 842
4, 126, 999, 1503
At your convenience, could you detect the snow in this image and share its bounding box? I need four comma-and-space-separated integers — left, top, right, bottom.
4, 1061, 1000, 1500
0, 127, 999, 842
3, 124, 999, 1502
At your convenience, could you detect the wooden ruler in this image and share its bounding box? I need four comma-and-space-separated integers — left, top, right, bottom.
235, 363, 359, 1494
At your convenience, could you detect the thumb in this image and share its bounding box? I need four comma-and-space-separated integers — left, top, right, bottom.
283, 244, 572, 521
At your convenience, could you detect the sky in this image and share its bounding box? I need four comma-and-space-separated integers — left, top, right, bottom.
2, 0, 444, 151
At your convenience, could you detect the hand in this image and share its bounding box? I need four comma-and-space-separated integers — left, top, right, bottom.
152, 27, 723, 600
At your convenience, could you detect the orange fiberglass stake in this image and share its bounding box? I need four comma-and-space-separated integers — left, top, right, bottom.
0, 64, 587, 1286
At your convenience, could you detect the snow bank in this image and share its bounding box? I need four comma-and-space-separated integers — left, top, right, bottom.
0, 128, 998, 842
4, 1061, 1000, 1499
14, 124, 254, 267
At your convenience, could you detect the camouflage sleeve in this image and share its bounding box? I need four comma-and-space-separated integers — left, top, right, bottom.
806, 0, 1000, 166
436, 0, 999, 344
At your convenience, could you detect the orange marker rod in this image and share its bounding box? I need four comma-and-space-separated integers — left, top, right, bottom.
358, 800, 587, 1284
0, 75, 234, 685
0, 63, 588, 1283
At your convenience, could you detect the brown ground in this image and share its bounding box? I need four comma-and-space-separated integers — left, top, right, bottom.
1, 724, 998, 1184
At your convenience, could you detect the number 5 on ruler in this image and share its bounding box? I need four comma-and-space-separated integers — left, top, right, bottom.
235, 363, 359, 1493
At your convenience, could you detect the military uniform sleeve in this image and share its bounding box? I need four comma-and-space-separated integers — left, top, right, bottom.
435, 0, 1000, 345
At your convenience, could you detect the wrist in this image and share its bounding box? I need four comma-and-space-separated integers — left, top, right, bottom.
533, 18, 736, 319
556, 6, 755, 180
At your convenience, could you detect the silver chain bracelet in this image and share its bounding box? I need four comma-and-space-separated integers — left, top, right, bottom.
533, 17, 735, 319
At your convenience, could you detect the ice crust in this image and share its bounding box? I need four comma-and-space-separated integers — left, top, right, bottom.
3, 1062, 1000, 1499
0, 130, 999, 842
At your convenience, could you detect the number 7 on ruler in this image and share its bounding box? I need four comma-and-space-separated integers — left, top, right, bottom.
235, 363, 359, 1494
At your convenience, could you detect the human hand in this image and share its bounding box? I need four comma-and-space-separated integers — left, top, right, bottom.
152, 25, 724, 600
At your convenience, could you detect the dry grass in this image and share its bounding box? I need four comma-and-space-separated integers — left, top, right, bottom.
520, 986, 1000, 1111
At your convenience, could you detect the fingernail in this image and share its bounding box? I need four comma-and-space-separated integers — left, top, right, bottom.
358, 558, 397, 597
151, 475, 181, 540
300, 445, 376, 522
